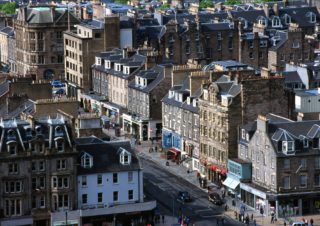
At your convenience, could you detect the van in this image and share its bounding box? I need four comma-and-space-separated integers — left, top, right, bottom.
291, 222, 306, 226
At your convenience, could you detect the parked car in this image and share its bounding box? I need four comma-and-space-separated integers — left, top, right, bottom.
208, 192, 224, 206
53, 88, 65, 95
51, 80, 64, 87
177, 191, 192, 203
291, 222, 306, 226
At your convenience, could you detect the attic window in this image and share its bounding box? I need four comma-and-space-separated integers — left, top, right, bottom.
120, 150, 131, 165
272, 17, 281, 27
55, 138, 64, 152
258, 17, 266, 26
282, 141, 294, 153
241, 129, 246, 140
7, 141, 17, 155
96, 57, 101, 66
55, 126, 63, 136
284, 14, 291, 25
307, 12, 316, 23
7, 129, 16, 140
81, 153, 93, 168
105, 61, 111, 69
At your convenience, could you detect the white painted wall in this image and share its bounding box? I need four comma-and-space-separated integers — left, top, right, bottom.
120, 29, 133, 49
77, 170, 143, 208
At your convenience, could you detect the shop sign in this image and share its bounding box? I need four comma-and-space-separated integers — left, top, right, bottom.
240, 183, 266, 199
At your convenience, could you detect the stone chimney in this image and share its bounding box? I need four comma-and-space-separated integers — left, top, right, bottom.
263, 4, 269, 18
261, 67, 271, 78
257, 114, 269, 133
273, 3, 279, 16
189, 71, 210, 96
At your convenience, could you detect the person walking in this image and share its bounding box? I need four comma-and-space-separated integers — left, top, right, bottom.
310, 218, 314, 226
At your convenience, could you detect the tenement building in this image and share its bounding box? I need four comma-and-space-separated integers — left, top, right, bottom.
0, 116, 77, 226
199, 61, 288, 185
233, 115, 320, 218
14, 6, 79, 80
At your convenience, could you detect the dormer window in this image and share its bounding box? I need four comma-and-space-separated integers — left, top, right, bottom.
292, 40, 300, 49
55, 126, 63, 137
258, 17, 267, 26
306, 12, 316, 23
123, 66, 130, 75
272, 17, 281, 28
7, 129, 16, 140
120, 149, 131, 165
282, 141, 294, 153
55, 138, 64, 152
25, 127, 32, 137
105, 60, 111, 69
192, 99, 197, 107
35, 126, 41, 134
115, 63, 121, 72
241, 129, 246, 140
95, 57, 101, 66
7, 141, 17, 155
81, 153, 93, 168
284, 14, 291, 25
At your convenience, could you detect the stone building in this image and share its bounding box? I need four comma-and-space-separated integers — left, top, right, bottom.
64, 16, 120, 99
123, 64, 171, 141
14, 6, 79, 80
268, 25, 315, 72
161, 65, 209, 171
199, 61, 289, 184
235, 114, 320, 217
0, 27, 14, 68
0, 116, 77, 226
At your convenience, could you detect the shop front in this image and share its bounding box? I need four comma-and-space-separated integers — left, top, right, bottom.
162, 129, 172, 149
182, 141, 198, 170
240, 183, 269, 215
207, 164, 227, 186
101, 102, 123, 125
122, 113, 150, 141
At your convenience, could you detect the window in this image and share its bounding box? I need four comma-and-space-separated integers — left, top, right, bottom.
113, 191, 118, 202
37, 32, 43, 40
82, 176, 87, 187
55, 140, 64, 152
241, 129, 246, 140
299, 175, 307, 188
113, 173, 118, 183
283, 176, 290, 189
98, 192, 103, 203
8, 144, 17, 155
284, 14, 291, 24
57, 159, 66, 170
271, 175, 275, 185
56, 31, 62, 39
4, 199, 21, 216
301, 158, 307, 169
38, 55, 44, 64
315, 174, 320, 187
307, 12, 316, 23
40, 196, 45, 208
120, 150, 131, 165
283, 159, 290, 170
52, 177, 57, 188
315, 157, 320, 169
8, 163, 18, 174
282, 141, 294, 153
128, 190, 133, 200
303, 138, 309, 148
128, 172, 133, 182
97, 174, 102, 185
82, 194, 87, 204
272, 17, 281, 27
39, 161, 45, 171
30, 32, 35, 40
81, 153, 93, 168
39, 176, 45, 188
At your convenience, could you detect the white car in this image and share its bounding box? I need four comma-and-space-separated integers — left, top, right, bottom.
291, 222, 306, 226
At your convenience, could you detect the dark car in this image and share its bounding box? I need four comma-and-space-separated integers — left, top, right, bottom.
53, 88, 65, 95
177, 191, 192, 203
208, 192, 224, 206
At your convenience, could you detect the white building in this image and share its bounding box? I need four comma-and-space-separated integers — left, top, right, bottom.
51, 137, 155, 226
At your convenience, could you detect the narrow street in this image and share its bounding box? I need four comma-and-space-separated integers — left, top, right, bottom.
140, 156, 243, 226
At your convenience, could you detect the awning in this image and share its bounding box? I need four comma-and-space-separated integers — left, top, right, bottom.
223, 177, 240, 190
168, 148, 180, 155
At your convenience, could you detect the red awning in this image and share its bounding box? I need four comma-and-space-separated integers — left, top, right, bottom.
168, 148, 180, 155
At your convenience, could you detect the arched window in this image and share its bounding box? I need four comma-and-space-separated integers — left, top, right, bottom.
81, 152, 93, 168
284, 14, 291, 25
272, 17, 281, 27
306, 12, 316, 23
119, 148, 131, 165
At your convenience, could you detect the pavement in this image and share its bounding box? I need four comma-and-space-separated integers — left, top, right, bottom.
103, 128, 320, 226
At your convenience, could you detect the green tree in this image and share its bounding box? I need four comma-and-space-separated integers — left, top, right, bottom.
159, 3, 170, 10
114, 0, 128, 5
0, 2, 17, 15
224, 0, 242, 5
199, 0, 213, 9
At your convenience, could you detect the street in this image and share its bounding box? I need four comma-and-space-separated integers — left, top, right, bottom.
140, 156, 243, 226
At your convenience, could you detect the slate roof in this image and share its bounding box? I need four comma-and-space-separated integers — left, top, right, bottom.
230, 9, 266, 25
128, 65, 166, 93
283, 71, 303, 83
0, 27, 14, 36
76, 139, 141, 175
201, 22, 231, 32
269, 31, 288, 51
0, 80, 9, 97
279, 6, 320, 28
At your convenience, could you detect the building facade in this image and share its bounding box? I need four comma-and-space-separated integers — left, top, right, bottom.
14, 6, 79, 80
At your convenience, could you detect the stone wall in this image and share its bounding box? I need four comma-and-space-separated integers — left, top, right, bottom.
34, 98, 79, 118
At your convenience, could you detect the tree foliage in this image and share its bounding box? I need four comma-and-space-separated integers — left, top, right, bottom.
199, 0, 213, 9
159, 3, 170, 10
0, 2, 17, 15
224, 0, 242, 5
114, 0, 128, 5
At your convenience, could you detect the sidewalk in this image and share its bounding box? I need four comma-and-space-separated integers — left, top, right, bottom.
102, 128, 320, 226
